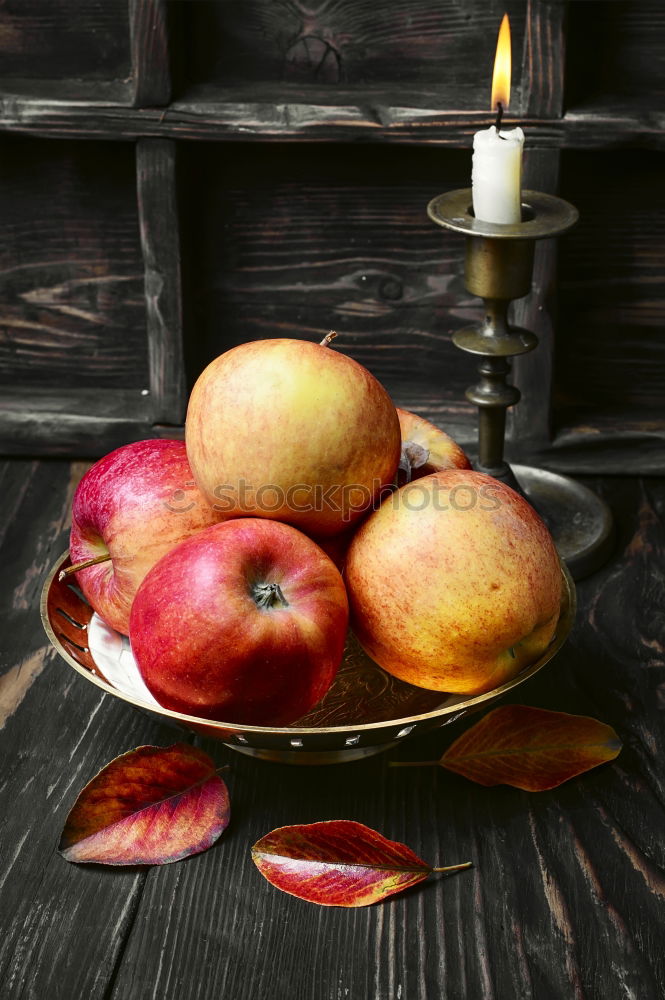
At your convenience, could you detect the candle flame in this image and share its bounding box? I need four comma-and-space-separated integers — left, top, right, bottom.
491, 13, 511, 111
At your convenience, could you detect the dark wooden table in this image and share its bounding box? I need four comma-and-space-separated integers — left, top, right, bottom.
1, 458, 664, 1000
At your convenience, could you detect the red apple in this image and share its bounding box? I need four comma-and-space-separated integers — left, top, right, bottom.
397, 408, 471, 483
346, 469, 562, 695
185, 337, 401, 537
130, 519, 349, 726
70, 439, 223, 634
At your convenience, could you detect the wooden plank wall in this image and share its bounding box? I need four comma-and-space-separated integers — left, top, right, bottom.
0, 0, 131, 82
175, 0, 527, 107
565, 0, 665, 112
180, 143, 477, 442
556, 150, 665, 430
0, 0, 661, 468
0, 138, 147, 391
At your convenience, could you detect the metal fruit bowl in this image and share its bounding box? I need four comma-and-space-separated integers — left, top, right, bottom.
41, 552, 576, 765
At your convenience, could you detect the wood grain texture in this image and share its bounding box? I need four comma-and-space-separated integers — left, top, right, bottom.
180, 143, 480, 418
0, 96, 662, 150
0, 137, 148, 391
130, 0, 171, 107
521, 0, 565, 118
0, 388, 154, 456
176, 0, 526, 108
507, 147, 561, 452
136, 139, 186, 424
565, 0, 665, 114
0, 0, 131, 84
0, 459, 185, 1000
539, 419, 665, 476
562, 108, 665, 150
1, 462, 664, 998
554, 150, 665, 439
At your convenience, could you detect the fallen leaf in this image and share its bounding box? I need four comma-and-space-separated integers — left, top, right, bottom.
438, 705, 621, 791
59, 744, 230, 865
251, 820, 471, 906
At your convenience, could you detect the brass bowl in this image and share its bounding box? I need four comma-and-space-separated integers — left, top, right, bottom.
41, 552, 576, 765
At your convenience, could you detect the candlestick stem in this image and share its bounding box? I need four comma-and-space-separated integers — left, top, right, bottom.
470, 356, 518, 477
452, 291, 534, 486
427, 188, 615, 579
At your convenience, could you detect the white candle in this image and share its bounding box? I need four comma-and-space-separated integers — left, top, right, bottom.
471, 13, 523, 224
472, 125, 525, 224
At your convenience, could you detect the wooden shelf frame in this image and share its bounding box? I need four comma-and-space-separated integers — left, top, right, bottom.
129, 0, 171, 108
0, 96, 662, 151
0, 0, 662, 470
136, 137, 186, 426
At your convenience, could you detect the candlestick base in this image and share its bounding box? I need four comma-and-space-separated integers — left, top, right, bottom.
510, 465, 614, 580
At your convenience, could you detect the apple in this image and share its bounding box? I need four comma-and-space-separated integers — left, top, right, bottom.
304, 409, 471, 571
129, 518, 349, 725
69, 439, 224, 635
308, 524, 357, 573
345, 469, 562, 695
397, 408, 471, 483
185, 337, 401, 537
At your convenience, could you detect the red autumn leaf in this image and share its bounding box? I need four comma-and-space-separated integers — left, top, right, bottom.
59, 744, 230, 865
439, 705, 622, 791
251, 820, 471, 907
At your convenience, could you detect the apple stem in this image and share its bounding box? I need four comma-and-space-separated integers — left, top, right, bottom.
388, 760, 440, 768
59, 553, 112, 581
253, 582, 289, 610
319, 330, 337, 347
431, 862, 473, 873
398, 440, 430, 486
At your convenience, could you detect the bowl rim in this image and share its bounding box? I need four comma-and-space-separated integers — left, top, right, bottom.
41, 550, 576, 737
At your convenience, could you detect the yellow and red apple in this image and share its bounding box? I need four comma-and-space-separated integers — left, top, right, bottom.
185, 338, 401, 537
345, 469, 562, 695
397, 408, 471, 482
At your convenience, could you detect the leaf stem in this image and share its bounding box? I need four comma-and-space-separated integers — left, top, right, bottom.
59, 553, 112, 580
319, 330, 337, 347
431, 861, 473, 873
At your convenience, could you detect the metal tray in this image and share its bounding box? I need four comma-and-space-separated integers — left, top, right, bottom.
41, 552, 576, 765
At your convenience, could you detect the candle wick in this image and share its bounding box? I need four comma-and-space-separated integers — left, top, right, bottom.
494, 101, 504, 133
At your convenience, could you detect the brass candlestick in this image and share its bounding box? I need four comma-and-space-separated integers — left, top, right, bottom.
428, 188, 613, 580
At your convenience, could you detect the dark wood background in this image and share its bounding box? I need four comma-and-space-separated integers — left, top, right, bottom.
0, 137, 146, 391
0, 0, 662, 470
